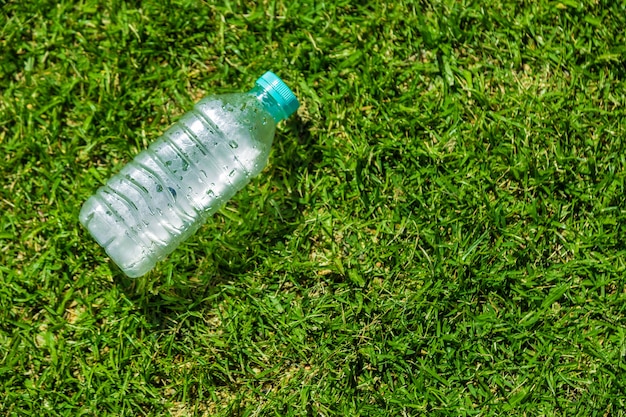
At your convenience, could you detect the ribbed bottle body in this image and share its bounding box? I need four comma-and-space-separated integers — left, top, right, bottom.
79, 93, 275, 277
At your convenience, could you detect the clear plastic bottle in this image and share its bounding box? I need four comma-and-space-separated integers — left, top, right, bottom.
79, 71, 300, 277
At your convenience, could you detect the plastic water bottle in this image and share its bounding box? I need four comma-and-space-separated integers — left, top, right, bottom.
79, 71, 300, 277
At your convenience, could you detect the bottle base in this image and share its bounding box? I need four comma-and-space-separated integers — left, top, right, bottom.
80, 197, 156, 278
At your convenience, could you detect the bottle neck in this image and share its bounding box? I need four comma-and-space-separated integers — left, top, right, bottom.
249, 85, 288, 123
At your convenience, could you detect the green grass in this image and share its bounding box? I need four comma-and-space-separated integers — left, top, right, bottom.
2, 0, 626, 415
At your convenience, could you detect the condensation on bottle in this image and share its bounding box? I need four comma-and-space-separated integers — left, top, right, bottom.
79, 71, 300, 277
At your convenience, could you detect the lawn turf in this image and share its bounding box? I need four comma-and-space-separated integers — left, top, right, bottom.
2, 0, 626, 415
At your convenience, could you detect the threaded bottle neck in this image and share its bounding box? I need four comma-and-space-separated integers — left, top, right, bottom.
250, 71, 299, 123
250, 85, 286, 123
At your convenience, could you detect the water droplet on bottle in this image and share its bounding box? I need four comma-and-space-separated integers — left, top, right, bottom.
206, 189, 215, 197
262, 117, 267, 125
182, 161, 189, 171
229, 169, 236, 177
156, 184, 163, 192
168, 187, 177, 198
106, 210, 112, 216
200, 170, 208, 178
229, 140, 239, 149
166, 160, 173, 166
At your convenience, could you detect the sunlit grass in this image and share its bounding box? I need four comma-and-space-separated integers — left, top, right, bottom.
1, 0, 626, 415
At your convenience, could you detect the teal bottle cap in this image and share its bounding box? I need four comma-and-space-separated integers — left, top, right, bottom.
255, 71, 300, 120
